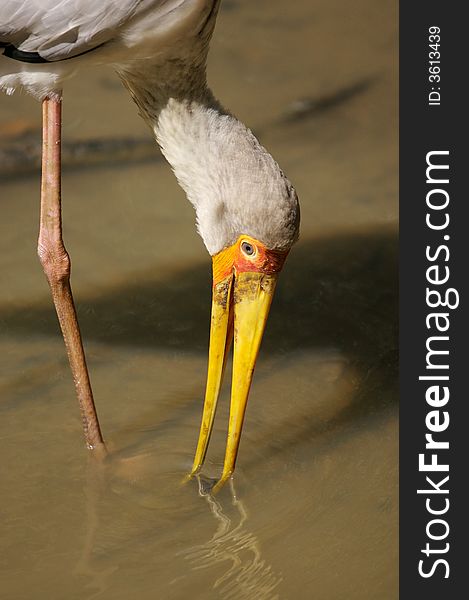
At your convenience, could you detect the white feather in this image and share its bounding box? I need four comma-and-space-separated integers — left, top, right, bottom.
1, 0, 212, 98
155, 99, 299, 255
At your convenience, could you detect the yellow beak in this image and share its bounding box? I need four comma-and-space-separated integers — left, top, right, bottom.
189, 269, 277, 489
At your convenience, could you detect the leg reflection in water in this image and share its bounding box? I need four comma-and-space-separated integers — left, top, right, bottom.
74, 459, 117, 599
181, 477, 283, 600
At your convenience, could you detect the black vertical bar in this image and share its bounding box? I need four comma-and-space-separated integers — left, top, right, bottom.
400, 2, 466, 597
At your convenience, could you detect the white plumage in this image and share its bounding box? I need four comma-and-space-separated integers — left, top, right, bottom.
1, 1, 215, 96
156, 99, 299, 254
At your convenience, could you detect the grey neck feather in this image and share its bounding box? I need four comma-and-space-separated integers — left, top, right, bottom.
116, 44, 299, 256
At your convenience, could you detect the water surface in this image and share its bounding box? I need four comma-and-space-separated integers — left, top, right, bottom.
0, 0, 397, 598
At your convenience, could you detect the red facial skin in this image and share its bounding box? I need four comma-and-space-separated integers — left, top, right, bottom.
212, 236, 288, 287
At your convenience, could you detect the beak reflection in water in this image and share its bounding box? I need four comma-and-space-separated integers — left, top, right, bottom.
188, 235, 287, 490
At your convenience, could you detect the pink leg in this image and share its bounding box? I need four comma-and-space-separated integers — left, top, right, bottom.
38, 95, 105, 452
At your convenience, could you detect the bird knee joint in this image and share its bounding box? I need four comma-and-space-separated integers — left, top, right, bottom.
38, 240, 71, 285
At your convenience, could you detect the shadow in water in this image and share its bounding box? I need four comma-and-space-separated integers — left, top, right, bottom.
0, 225, 398, 460
0, 225, 397, 357
278, 76, 376, 124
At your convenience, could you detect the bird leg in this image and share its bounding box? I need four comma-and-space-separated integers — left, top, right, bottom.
37, 94, 105, 452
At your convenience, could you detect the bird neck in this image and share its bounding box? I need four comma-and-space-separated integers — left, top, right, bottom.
117, 52, 233, 176
117, 56, 284, 256
119, 51, 218, 116
118, 58, 243, 203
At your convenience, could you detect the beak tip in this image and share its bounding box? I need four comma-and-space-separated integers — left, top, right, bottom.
212, 471, 233, 494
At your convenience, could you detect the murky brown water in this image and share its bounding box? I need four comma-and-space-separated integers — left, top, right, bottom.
0, 1, 397, 598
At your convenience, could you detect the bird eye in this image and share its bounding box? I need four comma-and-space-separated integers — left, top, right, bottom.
241, 241, 256, 257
